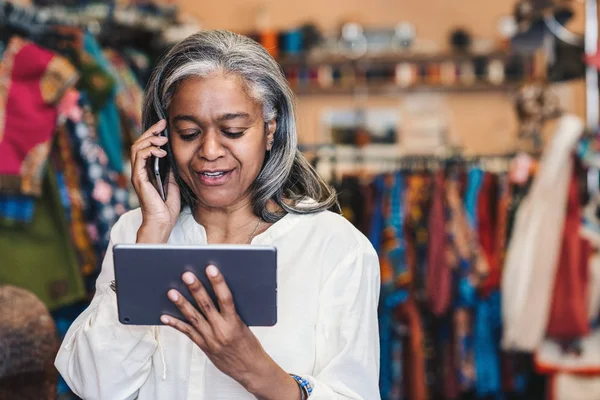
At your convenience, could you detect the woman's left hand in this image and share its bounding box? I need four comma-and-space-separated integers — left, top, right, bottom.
161, 266, 285, 396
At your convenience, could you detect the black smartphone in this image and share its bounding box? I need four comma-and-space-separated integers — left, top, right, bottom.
151, 101, 171, 201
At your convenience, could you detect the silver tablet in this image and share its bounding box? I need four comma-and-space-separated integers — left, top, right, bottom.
113, 244, 277, 327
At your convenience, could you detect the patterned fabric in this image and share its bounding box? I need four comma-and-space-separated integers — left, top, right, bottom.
377, 172, 409, 400
52, 26, 114, 112
83, 33, 124, 173
445, 169, 478, 392
404, 173, 432, 298
0, 36, 77, 196
50, 121, 98, 292
65, 96, 131, 283
103, 48, 144, 152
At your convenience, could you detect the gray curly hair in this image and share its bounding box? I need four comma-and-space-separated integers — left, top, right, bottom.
142, 30, 338, 222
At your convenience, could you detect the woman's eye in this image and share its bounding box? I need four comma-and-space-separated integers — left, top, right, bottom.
179, 130, 200, 141
222, 130, 246, 138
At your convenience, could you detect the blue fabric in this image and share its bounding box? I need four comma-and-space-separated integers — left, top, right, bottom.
369, 175, 385, 253
474, 290, 503, 400
0, 195, 35, 224
55, 172, 72, 223
464, 168, 503, 399
377, 173, 408, 400
83, 33, 124, 173
465, 167, 484, 227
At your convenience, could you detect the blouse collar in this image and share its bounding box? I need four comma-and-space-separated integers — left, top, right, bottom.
176, 205, 301, 245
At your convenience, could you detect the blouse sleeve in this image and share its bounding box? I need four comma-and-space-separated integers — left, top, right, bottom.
54, 214, 157, 400
302, 242, 381, 399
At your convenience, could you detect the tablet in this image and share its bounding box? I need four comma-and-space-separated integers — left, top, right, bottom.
113, 244, 277, 327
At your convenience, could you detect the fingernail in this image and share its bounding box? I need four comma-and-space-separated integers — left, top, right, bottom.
168, 290, 179, 301
160, 315, 170, 324
207, 265, 219, 277
182, 272, 195, 284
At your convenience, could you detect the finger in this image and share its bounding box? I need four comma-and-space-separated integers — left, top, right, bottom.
131, 146, 167, 187
182, 272, 222, 324
160, 314, 207, 349
165, 171, 181, 209
131, 119, 167, 165
206, 265, 236, 318
167, 289, 212, 334
140, 119, 167, 140
131, 135, 168, 166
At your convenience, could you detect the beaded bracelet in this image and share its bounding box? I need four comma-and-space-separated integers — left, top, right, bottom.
290, 374, 312, 399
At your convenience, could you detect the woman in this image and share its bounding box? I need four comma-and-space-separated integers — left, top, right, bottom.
55, 30, 380, 400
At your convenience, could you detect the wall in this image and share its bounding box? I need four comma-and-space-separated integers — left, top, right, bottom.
177, 0, 589, 153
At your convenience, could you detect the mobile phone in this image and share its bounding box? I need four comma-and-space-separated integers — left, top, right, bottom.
151, 102, 171, 201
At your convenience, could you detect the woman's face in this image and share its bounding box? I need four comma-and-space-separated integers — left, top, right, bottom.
168, 72, 276, 211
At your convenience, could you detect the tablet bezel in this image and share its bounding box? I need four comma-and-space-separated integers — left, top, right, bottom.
113, 244, 278, 327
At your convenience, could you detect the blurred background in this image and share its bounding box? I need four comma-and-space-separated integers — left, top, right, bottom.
0, 0, 598, 399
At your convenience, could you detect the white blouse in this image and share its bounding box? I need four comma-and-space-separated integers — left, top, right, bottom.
55, 206, 381, 400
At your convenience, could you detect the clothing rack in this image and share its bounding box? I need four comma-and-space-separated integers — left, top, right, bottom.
300, 144, 521, 172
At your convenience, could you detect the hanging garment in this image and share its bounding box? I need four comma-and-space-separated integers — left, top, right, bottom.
377, 172, 409, 400
446, 171, 477, 393
441, 318, 460, 400
492, 174, 511, 294
502, 114, 584, 352
404, 173, 432, 298
50, 121, 97, 294
0, 166, 86, 310
369, 175, 385, 254
395, 299, 427, 400
463, 167, 504, 399
54, 26, 115, 112
478, 174, 501, 298
103, 49, 144, 149
65, 97, 131, 264
426, 171, 452, 316
83, 33, 124, 173
0, 36, 77, 196
464, 167, 484, 227
535, 250, 600, 375
403, 173, 432, 400
473, 290, 503, 399
337, 175, 366, 230
546, 161, 591, 340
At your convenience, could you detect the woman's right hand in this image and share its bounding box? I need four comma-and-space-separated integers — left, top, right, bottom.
130, 119, 181, 243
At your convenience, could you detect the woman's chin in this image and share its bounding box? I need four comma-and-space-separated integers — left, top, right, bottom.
195, 191, 249, 210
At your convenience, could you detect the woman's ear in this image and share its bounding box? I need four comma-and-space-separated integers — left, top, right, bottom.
265, 119, 277, 151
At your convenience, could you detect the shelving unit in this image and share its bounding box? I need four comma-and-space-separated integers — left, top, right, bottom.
279, 50, 537, 96
290, 82, 521, 96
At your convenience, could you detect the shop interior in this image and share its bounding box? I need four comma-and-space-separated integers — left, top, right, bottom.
1, 0, 599, 399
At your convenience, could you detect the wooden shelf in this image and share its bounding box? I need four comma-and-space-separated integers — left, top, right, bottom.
278, 50, 515, 67
290, 82, 521, 96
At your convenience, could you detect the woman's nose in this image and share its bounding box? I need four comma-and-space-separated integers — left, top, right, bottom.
198, 129, 226, 161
